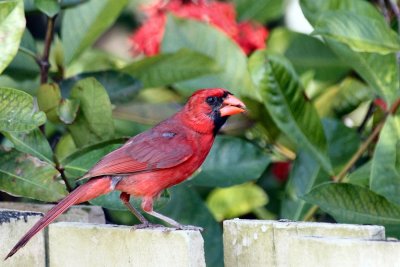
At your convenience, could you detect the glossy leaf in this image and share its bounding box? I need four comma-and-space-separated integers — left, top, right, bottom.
122, 49, 221, 89
371, 115, 400, 205
326, 40, 399, 105
347, 161, 371, 187
267, 28, 349, 82
0, 0, 26, 74
62, 0, 127, 64
303, 183, 400, 236
160, 184, 223, 267
3, 129, 54, 165
281, 119, 359, 220
313, 11, 400, 54
67, 78, 115, 147
207, 183, 268, 221
253, 51, 332, 173
37, 83, 61, 117
162, 16, 257, 99
232, 0, 284, 23
4, 29, 39, 80
113, 103, 178, 125
60, 70, 141, 104
0, 149, 67, 202
24, 0, 87, 11
315, 78, 373, 117
190, 136, 270, 187
300, 0, 382, 26
61, 138, 126, 180
57, 98, 79, 124
0, 87, 46, 132
34, 0, 60, 17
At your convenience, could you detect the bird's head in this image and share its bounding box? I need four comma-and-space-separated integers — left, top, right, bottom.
180, 88, 246, 135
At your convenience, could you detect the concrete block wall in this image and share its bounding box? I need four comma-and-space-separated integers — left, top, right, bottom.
0, 210, 45, 267
48, 222, 205, 267
223, 219, 399, 267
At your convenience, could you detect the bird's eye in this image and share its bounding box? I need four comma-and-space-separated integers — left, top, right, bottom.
206, 96, 217, 105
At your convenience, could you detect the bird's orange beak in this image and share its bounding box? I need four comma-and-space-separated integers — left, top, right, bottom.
220, 94, 246, 117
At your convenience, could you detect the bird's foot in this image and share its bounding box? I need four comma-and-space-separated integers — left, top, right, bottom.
174, 224, 203, 232
130, 222, 165, 231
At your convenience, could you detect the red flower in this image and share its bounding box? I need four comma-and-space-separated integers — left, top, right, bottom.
271, 161, 291, 182
236, 21, 269, 55
130, 0, 268, 56
373, 98, 387, 111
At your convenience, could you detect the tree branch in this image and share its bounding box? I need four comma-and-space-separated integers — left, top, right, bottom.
39, 15, 57, 84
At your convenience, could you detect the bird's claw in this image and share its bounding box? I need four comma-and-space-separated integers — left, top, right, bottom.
175, 225, 203, 232
130, 222, 165, 231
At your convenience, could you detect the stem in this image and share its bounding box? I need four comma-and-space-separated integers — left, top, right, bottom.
54, 156, 73, 192
388, 0, 400, 34
18, 47, 39, 61
379, 0, 390, 23
357, 101, 376, 134
303, 97, 400, 221
39, 15, 57, 84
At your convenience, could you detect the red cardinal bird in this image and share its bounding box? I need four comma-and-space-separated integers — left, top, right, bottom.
5, 88, 245, 260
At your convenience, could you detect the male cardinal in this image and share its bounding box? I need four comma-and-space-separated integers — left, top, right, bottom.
5, 88, 245, 260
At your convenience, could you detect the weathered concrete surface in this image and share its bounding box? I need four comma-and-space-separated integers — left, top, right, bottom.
0, 210, 45, 267
223, 219, 387, 267
287, 236, 400, 267
0, 202, 105, 224
49, 222, 205, 267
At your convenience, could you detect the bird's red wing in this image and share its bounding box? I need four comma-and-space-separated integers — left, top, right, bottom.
83, 130, 193, 178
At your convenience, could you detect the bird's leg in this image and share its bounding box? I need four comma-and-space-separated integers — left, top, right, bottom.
142, 197, 203, 232
119, 192, 164, 229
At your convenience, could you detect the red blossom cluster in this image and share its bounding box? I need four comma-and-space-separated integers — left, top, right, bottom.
130, 0, 269, 56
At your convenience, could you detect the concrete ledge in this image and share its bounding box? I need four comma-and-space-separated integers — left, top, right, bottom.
0, 210, 45, 267
49, 222, 205, 267
223, 219, 387, 267
0, 202, 105, 224
287, 236, 400, 267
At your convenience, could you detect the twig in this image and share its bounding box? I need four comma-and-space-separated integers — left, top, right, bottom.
39, 15, 57, 84
357, 102, 376, 134
379, 0, 390, 23
302, 97, 400, 221
388, 0, 400, 34
18, 47, 40, 61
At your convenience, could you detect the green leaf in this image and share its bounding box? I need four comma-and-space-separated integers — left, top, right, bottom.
89, 190, 170, 211
54, 133, 77, 162
281, 119, 359, 220
0, 149, 67, 202
57, 98, 79, 124
315, 78, 374, 117
267, 28, 349, 82
67, 78, 115, 147
347, 161, 371, 187
207, 183, 268, 221
313, 11, 400, 54
37, 83, 62, 118
232, 0, 284, 23
61, 0, 127, 64
0, 87, 46, 132
60, 70, 142, 104
162, 16, 256, 99
281, 151, 322, 220
61, 138, 126, 180
0, 0, 26, 74
300, 0, 382, 26
326, 39, 399, 105
34, 0, 60, 17
303, 183, 400, 236
253, 51, 332, 173
160, 185, 223, 267
371, 115, 400, 205
122, 49, 221, 89
24, 0, 88, 12
2, 129, 54, 165
4, 29, 39, 80
113, 103, 178, 125
190, 136, 270, 187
